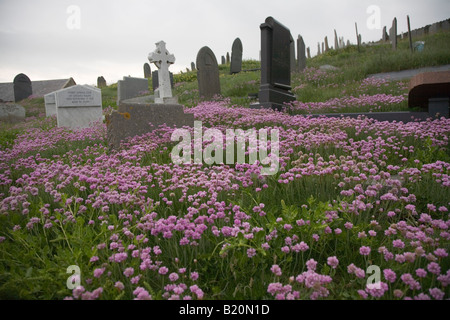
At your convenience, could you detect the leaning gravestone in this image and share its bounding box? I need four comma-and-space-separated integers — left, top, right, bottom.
117, 76, 149, 105
13, 73, 32, 102
144, 63, 152, 78
334, 29, 339, 50
251, 17, 296, 110
44, 92, 57, 117
55, 85, 102, 129
297, 35, 306, 72
97, 76, 107, 88
196, 46, 221, 100
0, 103, 26, 123
390, 17, 398, 50
324, 36, 330, 51
230, 38, 243, 74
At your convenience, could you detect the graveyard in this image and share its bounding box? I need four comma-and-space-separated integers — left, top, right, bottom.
0, 19, 450, 302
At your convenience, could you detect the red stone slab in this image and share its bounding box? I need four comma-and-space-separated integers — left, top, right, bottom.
408, 71, 450, 108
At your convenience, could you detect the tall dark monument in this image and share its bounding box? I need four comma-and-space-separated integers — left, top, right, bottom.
252, 17, 296, 110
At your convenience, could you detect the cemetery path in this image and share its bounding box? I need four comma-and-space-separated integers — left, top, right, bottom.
368, 64, 450, 81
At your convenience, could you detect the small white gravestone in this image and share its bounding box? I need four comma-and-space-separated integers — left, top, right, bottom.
148, 41, 177, 104
55, 85, 102, 129
44, 92, 57, 117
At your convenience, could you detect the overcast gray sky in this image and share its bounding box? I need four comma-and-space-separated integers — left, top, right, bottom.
0, 0, 449, 85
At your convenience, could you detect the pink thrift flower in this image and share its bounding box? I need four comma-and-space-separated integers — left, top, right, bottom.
271, 265, 282, 277
306, 259, 317, 271
93, 268, 105, 278
158, 267, 169, 275
247, 248, 257, 258
327, 256, 339, 269
169, 273, 179, 282
190, 272, 199, 281
383, 269, 397, 283
359, 246, 371, 256
427, 262, 441, 275
123, 267, 134, 278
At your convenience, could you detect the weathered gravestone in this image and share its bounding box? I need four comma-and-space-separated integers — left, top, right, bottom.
106, 43, 194, 150
317, 43, 321, 55
290, 35, 296, 72
334, 29, 339, 50
408, 71, 450, 118
226, 52, 230, 64
191, 62, 196, 71
322, 42, 325, 54
44, 92, 57, 117
97, 76, 107, 88
0, 103, 26, 122
117, 76, 149, 105
382, 26, 389, 41
230, 38, 243, 74
324, 36, 330, 51
13, 73, 32, 102
307, 47, 311, 59
144, 63, 152, 78
55, 85, 103, 129
297, 35, 306, 72
390, 17, 398, 50
152, 71, 174, 93
221, 56, 226, 65
106, 101, 194, 151
196, 46, 221, 100
148, 41, 177, 104
251, 17, 296, 110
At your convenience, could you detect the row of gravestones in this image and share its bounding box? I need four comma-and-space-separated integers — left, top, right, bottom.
44, 85, 102, 129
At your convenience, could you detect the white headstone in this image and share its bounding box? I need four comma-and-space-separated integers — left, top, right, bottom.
148, 41, 176, 104
55, 85, 102, 129
44, 92, 56, 117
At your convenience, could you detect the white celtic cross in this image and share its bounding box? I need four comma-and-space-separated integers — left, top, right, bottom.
148, 41, 175, 102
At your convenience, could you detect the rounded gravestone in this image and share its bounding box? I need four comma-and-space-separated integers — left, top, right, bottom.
230, 38, 243, 74
196, 46, 221, 100
144, 63, 151, 79
13, 73, 32, 102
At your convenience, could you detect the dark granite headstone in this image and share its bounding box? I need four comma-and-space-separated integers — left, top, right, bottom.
297, 35, 306, 72
221, 56, 226, 65
152, 70, 174, 91
13, 73, 32, 102
144, 63, 151, 78
196, 46, 221, 100
97, 76, 107, 88
253, 17, 296, 110
230, 38, 243, 74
